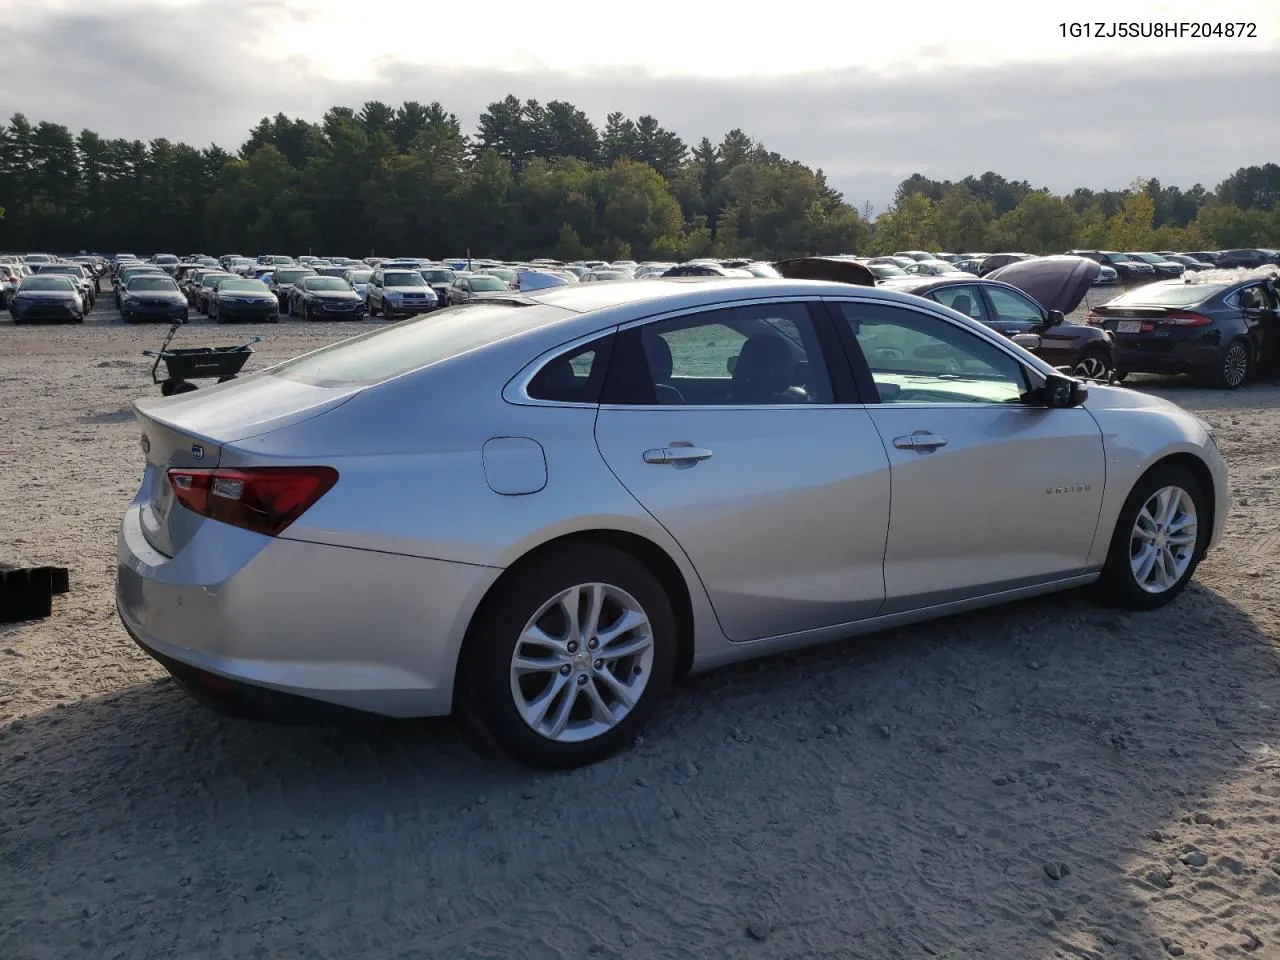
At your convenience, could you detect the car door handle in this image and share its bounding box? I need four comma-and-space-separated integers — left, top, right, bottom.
893, 434, 948, 451
643, 445, 713, 464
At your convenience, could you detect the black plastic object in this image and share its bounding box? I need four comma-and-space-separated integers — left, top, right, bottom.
0, 564, 70, 623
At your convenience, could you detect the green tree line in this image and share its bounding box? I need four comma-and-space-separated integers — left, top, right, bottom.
0, 98, 1276, 259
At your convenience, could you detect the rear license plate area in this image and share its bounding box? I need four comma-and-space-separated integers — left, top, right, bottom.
1116, 321, 1142, 334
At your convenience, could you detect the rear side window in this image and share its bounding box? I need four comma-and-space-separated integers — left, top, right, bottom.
525, 335, 614, 403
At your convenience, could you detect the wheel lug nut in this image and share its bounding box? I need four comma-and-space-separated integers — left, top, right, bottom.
559, 664, 571, 676
567, 641, 578, 653
587, 638, 598, 650
593, 660, 603, 671
576, 674, 588, 686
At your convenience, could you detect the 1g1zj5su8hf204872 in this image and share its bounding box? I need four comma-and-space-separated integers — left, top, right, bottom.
117, 273, 1227, 769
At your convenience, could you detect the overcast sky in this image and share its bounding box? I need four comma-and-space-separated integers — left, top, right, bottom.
5, 0, 1278, 212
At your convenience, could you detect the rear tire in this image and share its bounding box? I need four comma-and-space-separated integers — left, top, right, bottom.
1098, 463, 1208, 610
459, 545, 677, 769
1205, 339, 1250, 389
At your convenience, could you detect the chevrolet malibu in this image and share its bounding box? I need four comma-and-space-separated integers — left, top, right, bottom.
117, 279, 1228, 768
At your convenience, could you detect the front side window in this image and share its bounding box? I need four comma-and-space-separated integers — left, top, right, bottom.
984, 286, 1044, 324
603, 302, 834, 406
835, 301, 1028, 405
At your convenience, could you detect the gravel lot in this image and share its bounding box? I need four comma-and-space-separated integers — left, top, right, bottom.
2, 290, 1279, 960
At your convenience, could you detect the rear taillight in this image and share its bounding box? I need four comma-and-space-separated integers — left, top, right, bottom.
1085, 310, 1103, 325
168, 466, 338, 536
1160, 311, 1212, 327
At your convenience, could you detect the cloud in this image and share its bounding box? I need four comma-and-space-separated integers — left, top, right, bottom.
4, 1, 1277, 212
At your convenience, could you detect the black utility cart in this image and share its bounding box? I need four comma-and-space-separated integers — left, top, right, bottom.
143, 319, 260, 395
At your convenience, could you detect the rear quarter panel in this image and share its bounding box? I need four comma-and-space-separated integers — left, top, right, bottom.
221, 346, 728, 658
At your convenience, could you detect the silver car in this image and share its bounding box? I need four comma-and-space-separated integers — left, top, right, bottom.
117, 279, 1228, 768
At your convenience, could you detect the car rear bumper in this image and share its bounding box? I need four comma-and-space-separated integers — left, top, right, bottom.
385, 300, 437, 315
217, 303, 279, 321
1112, 333, 1225, 375
125, 304, 188, 321
306, 301, 365, 318
116, 500, 499, 718
10, 304, 81, 321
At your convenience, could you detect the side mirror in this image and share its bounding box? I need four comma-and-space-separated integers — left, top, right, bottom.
1045, 309, 1065, 326
1044, 372, 1088, 408
1011, 333, 1042, 351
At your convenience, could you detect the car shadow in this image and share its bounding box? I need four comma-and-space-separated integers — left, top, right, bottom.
1, 584, 1277, 959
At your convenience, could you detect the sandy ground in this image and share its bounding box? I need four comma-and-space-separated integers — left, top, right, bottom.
1, 289, 1278, 960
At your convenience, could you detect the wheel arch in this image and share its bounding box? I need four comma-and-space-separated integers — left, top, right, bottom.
452, 528, 698, 706
1146, 452, 1217, 558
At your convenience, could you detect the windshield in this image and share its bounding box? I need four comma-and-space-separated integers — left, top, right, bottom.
347, 271, 372, 283
303, 277, 351, 292
38, 265, 81, 276
483, 268, 517, 282
202, 274, 232, 287
127, 277, 179, 292
746, 263, 781, 278
1107, 284, 1226, 307
1104, 253, 1134, 263
275, 268, 315, 284
154, 255, 178, 264
272, 302, 571, 387
384, 271, 427, 287
220, 280, 269, 295
20, 276, 75, 291
469, 275, 510, 291
1127, 253, 1161, 263
869, 263, 908, 277
421, 269, 455, 283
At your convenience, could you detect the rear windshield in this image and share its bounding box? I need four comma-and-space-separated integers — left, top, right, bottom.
21, 276, 75, 291
128, 277, 179, 292
384, 271, 427, 287
220, 280, 269, 294
1107, 284, 1226, 307
38, 265, 82, 275
302, 277, 350, 291
421, 269, 455, 282
271, 302, 571, 387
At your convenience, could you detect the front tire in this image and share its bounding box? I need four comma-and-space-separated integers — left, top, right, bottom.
459, 545, 678, 769
1072, 348, 1113, 381
1098, 463, 1208, 610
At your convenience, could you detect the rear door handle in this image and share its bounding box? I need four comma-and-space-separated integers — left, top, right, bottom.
643, 444, 713, 464
893, 434, 948, 451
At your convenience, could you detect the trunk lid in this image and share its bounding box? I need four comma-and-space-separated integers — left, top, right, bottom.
133, 373, 361, 557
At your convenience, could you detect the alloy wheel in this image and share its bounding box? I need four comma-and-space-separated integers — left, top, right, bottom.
1129, 485, 1197, 594
1072, 354, 1110, 380
1222, 343, 1249, 387
509, 582, 654, 743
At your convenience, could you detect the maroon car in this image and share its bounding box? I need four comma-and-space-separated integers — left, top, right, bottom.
773, 255, 1117, 380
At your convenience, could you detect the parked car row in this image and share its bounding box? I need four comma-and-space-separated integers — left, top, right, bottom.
6, 250, 1279, 390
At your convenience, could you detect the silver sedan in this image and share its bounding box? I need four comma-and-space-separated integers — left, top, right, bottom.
117, 278, 1228, 768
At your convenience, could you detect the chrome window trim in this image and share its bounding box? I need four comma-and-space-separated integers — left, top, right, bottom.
502, 293, 1057, 410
